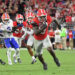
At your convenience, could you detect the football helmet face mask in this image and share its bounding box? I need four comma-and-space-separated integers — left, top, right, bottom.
37, 9, 47, 22
38, 16, 46, 23
16, 14, 24, 24
1, 13, 10, 24
26, 12, 35, 23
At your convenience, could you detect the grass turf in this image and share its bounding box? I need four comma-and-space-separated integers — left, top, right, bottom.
0, 48, 75, 75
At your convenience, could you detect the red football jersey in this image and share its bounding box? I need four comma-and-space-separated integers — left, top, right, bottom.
69, 30, 73, 38
24, 20, 33, 29
13, 21, 26, 37
32, 15, 52, 40
48, 31, 55, 37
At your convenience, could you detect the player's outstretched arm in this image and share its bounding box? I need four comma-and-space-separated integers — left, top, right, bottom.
50, 18, 61, 30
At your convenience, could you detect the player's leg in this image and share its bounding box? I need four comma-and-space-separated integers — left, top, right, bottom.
12, 37, 18, 63
44, 35, 60, 67
7, 48, 12, 65
11, 38, 21, 63
13, 37, 22, 63
0, 59, 6, 65
27, 36, 36, 64
4, 38, 12, 65
16, 38, 22, 63
15, 48, 21, 63
38, 54, 47, 70
34, 39, 47, 70
18, 38, 22, 48
13, 50, 17, 63
47, 47, 60, 66
26, 45, 36, 63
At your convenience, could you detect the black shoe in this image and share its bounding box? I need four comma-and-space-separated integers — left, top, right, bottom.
43, 63, 47, 70
34, 54, 38, 58
31, 59, 37, 64
0, 60, 6, 65
17, 58, 21, 63
54, 58, 60, 67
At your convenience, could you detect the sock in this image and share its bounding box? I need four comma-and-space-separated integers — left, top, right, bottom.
32, 56, 36, 60
47, 47, 57, 59
38, 54, 46, 65
7, 48, 12, 64
16, 48, 20, 59
13, 51, 17, 62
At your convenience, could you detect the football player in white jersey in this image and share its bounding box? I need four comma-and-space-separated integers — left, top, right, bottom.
0, 13, 21, 65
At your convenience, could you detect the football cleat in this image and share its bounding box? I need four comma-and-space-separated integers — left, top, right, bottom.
43, 63, 48, 70
31, 59, 37, 64
13, 55, 17, 63
8, 61, 12, 65
0, 59, 6, 65
54, 58, 60, 67
17, 58, 21, 63
14, 60, 17, 63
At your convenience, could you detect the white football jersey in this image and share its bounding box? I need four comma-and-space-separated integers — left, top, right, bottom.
0, 19, 13, 38
55, 30, 61, 38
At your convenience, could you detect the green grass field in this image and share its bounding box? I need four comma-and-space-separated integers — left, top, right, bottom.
0, 48, 75, 75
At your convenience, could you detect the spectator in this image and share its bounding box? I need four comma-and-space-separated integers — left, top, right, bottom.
55, 27, 62, 50
69, 29, 73, 49
60, 27, 67, 50
18, 0, 26, 14
66, 28, 70, 49
72, 26, 75, 49
48, 28, 55, 50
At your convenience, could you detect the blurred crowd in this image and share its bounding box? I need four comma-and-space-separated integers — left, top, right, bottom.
0, 0, 75, 22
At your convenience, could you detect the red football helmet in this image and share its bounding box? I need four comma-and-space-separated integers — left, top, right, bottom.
16, 14, 24, 24
37, 9, 47, 22
26, 12, 35, 22
1, 13, 10, 24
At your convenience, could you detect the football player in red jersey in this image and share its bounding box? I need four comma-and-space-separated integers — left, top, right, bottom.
31, 9, 60, 70
13, 14, 25, 63
23, 12, 36, 64
13, 13, 36, 64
